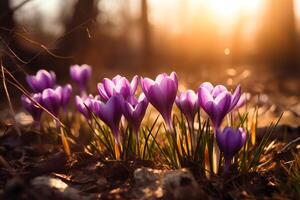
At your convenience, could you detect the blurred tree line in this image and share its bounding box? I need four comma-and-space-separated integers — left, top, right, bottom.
0, 0, 299, 85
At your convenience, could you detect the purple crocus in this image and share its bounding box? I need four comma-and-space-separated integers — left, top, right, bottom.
198, 82, 241, 128
75, 95, 94, 119
216, 127, 247, 172
41, 88, 61, 117
21, 93, 43, 122
175, 90, 199, 128
70, 64, 92, 95
141, 72, 178, 131
26, 69, 56, 92
97, 75, 138, 102
176, 90, 198, 151
123, 94, 149, 134
92, 95, 124, 144
234, 93, 250, 110
56, 84, 72, 112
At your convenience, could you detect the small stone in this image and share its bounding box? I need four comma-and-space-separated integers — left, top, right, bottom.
134, 167, 163, 186
133, 167, 164, 199
96, 177, 107, 187
162, 168, 203, 200
133, 168, 206, 199
15, 112, 34, 126
3, 178, 25, 199
31, 176, 91, 200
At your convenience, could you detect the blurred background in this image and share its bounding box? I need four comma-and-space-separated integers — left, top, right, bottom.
1, 0, 300, 106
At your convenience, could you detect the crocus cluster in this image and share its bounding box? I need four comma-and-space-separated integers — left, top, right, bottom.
22, 66, 248, 169
76, 74, 148, 147
22, 69, 74, 125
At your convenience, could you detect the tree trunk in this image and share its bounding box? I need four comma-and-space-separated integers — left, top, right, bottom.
57, 0, 99, 72
140, 0, 151, 68
258, 0, 298, 75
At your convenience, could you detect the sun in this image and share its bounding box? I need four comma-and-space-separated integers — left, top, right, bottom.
208, 0, 240, 19
207, 0, 261, 19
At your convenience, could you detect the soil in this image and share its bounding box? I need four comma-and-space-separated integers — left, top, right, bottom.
0, 123, 299, 199
0, 65, 299, 199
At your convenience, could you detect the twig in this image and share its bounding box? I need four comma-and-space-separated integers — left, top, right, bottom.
0, 37, 28, 64
1, 60, 21, 136
0, 65, 64, 127
0, 155, 12, 169
15, 34, 73, 59
0, 13, 94, 71
279, 136, 300, 153
257, 136, 300, 169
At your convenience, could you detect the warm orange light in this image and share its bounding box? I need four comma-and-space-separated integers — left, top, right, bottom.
208, 0, 261, 18
205, 0, 262, 32
208, 0, 240, 19
147, 0, 262, 35
224, 48, 231, 56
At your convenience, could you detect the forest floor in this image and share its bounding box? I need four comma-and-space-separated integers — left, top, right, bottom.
0, 124, 299, 199
0, 65, 300, 199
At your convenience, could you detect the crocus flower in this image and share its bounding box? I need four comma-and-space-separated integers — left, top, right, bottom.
56, 84, 72, 111
123, 94, 149, 134
97, 75, 138, 102
216, 127, 247, 172
175, 90, 199, 128
92, 95, 124, 144
21, 93, 43, 122
41, 88, 61, 117
234, 93, 251, 110
75, 95, 94, 119
70, 64, 92, 95
26, 69, 56, 92
141, 72, 178, 131
198, 82, 241, 128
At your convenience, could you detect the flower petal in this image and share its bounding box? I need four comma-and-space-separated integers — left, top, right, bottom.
103, 78, 116, 97
198, 87, 214, 109
141, 77, 155, 96
130, 75, 139, 95
212, 85, 228, 98
97, 83, 109, 101
230, 84, 241, 110
200, 82, 214, 93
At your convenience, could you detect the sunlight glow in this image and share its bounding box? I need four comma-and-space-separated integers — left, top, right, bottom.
224, 48, 231, 56
11, 0, 68, 36
147, 0, 263, 35
208, 0, 241, 19
206, 0, 262, 31
207, 0, 261, 19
